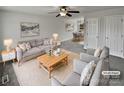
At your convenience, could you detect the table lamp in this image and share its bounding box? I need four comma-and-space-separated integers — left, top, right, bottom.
52, 33, 60, 49
4, 39, 13, 52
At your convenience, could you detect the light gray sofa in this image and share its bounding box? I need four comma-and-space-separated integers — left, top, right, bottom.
51, 46, 110, 86
16, 38, 52, 64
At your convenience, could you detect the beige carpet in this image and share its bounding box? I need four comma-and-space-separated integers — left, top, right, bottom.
12, 49, 79, 86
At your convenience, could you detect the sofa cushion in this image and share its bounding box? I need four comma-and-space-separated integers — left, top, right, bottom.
100, 47, 109, 59
73, 59, 88, 75
80, 53, 99, 63
25, 42, 31, 50
80, 61, 96, 86
23, 47, 41, 58
89, 59, 103, 86
38, 45, 46, 50
36, 39, 43, 46
94, 48, 102, 57
18, 43, 27, 52
29, 40, 37, 47
62, 72, 80, 86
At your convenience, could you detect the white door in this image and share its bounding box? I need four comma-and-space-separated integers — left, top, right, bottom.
86, 18, 99, 49
117, 16, 123, 57
122, 16, 124, 58
105, 16, 123, 57
97, 17, 106, 48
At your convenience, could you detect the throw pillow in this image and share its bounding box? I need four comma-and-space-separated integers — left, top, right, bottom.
44, 38, 50, 45
50, 38, 53, 45
94, 48, 102, 57
100, 46, 109, 59
36, 39, 43, 46
25, 42, 31, 50
89, 59, 103, 86
30, 40, 36, 47
18, 43, 27, 52
80, 61, 96, 86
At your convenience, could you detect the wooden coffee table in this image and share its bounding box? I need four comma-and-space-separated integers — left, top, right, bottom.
37, 52, 68, 78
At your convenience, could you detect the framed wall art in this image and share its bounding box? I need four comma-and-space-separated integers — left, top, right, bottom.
65, 22, 74, 32
20, 22, 40, 37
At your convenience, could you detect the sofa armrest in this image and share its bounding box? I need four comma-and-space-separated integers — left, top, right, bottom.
16, 47, 23, 62
73, 59, 88, 75
51, 77, 63, 86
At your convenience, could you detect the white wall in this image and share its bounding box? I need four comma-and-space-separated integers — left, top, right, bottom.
0, 11, 66, 50
57, 19, 73, 41
82, 7, 124, 18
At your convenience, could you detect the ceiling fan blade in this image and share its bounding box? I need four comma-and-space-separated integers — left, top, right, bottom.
66, 13, 72, 17
48, 12, 59, 14
56, 14, 60, 17
68, 11, 80, 13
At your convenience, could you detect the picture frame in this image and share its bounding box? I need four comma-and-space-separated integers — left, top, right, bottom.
65, 22, 74, 32
20, 22, 40, 37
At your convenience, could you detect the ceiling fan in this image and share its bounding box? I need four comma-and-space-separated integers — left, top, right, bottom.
48, 6, 80, 17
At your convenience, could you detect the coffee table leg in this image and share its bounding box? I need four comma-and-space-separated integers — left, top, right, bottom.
65, 56, 68, 65
48, 67, 51, 79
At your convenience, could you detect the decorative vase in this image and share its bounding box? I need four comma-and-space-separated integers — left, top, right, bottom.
48, 49, 52, 56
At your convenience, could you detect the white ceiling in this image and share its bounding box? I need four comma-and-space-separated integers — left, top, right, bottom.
0, 6, 123, 16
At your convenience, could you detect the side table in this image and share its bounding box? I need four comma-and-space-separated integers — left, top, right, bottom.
0, 49, 16, 65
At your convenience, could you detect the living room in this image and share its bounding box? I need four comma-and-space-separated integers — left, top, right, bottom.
0, 5, 124, 87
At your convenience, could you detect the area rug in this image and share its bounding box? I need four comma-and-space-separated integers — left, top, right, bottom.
12, 49, 79, 86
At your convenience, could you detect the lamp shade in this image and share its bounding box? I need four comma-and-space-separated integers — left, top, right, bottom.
52, 33, 59, 40
4, 39, 13, 46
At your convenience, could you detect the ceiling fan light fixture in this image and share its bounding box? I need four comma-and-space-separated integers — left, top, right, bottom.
60, 11, 66, 16
50, 6, 80, 17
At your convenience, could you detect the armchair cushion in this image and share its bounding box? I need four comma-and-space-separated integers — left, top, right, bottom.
94, 48, 102, 57
80, 61, 96, 86
89, 59, 103, 86
62, 72, 80, 86
80, 52, 99, 63
100, 47, 109, 59
86, 48, 95, 55
73, 59, 88, 75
